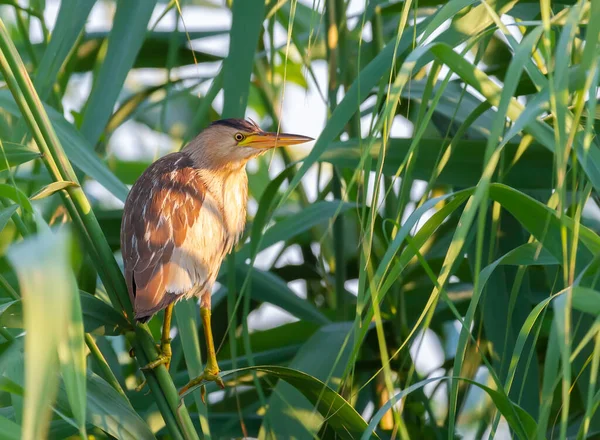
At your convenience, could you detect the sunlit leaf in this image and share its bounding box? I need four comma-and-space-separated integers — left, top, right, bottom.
7, 229, 75, 440
30, 181, 79, 201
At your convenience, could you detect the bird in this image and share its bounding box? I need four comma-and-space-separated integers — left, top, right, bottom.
120, 118, 313, 396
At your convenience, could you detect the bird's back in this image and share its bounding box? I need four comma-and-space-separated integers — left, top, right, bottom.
120, 151, 247, 322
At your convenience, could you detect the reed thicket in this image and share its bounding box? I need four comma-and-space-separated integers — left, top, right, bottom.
0, 1, 598, 439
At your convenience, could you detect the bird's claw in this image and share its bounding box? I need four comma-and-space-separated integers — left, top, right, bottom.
179, 369, 225, 403
140, 340, 172, 371
135, 380, 148, 393
140, 353, 171, 371
136, 343, 172, 392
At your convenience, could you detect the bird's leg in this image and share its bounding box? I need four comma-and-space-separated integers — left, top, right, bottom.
179, 306, 224, 402
136, 305, 174, 391
141, 303, 173, 371
202, 307, 219, 377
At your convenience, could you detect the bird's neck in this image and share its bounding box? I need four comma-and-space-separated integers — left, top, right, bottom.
196, 163, 249, 242
184, 153, 248, 200
195, 165, 247, 195
180, 147, 250, 238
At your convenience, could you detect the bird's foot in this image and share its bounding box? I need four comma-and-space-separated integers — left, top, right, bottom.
179, 367, 225, 404
135, 340, 172, 392
135, 380, 148, 393
140, 350, 172, 371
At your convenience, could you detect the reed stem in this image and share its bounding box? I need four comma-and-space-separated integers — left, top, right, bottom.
0, 19, 198, 440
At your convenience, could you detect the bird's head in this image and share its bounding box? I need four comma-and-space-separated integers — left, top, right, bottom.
184, 118, 313, 170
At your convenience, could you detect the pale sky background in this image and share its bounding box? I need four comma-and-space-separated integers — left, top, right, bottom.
10, 1, 512, 436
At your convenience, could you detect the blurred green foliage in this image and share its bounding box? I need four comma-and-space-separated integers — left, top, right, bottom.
0, 0, 599, 439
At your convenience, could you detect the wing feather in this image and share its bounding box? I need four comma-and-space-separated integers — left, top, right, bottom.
120, 153, 206, 321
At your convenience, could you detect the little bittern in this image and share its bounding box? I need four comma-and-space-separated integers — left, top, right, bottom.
120, 118, 312, 396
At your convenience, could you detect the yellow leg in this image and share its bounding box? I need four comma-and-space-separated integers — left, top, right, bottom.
143, 303, 173, 370
136, 304, 174, 391
179, 306, 224, 401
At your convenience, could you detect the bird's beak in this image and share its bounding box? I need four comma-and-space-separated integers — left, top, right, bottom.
239, 131, 314, 149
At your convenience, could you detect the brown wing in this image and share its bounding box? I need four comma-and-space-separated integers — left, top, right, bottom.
120, 152, 205, 321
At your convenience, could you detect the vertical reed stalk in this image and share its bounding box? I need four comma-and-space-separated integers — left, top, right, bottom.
0, 19, 198, 440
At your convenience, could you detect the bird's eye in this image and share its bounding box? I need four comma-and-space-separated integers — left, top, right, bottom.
234, 133, 245, 142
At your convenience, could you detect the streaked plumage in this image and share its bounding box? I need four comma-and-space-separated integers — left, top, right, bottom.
120, 118, 312, 394
121, 119, 254, 321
